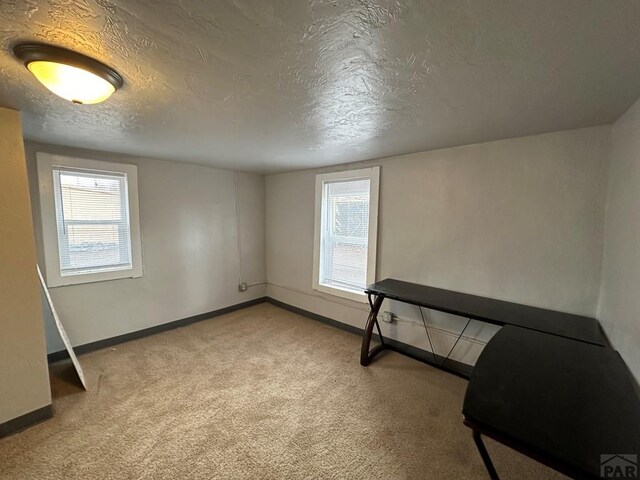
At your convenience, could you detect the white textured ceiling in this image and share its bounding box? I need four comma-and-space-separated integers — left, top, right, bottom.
1, 1, 640, 172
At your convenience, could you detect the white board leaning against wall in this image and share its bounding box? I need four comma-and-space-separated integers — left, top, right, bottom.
37, 266, 87, 390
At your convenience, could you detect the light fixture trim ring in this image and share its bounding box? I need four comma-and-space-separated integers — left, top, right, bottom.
13, 43, 124, 90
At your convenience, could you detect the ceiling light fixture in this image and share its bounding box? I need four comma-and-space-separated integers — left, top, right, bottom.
13, 43, 124, 105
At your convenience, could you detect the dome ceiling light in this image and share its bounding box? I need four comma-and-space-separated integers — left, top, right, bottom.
13, 43, 124, 105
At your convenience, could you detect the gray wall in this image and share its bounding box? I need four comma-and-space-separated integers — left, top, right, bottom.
26, 116, 639, 376
0, 109, 51, 423
25, 142, 266, 354
598, 97, 640, 383
266, 126, 611, 365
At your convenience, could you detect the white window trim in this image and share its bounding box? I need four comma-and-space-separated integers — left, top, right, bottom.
37, 152, 143, 287
312, 166, 380, 303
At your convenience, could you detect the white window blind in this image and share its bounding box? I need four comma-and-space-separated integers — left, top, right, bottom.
52, 167, 133, 276
319, 178, 371, 292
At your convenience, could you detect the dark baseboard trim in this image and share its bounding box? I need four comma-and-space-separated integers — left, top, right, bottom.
266, 297, 473, 378
48, 297, 267, 363
267, 297, 364, 336
0, 404, 53, 438
47, 295, 473, 378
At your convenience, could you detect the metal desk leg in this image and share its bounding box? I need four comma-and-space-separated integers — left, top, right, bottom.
473, 430, 500, 480
360, 294, 386, 366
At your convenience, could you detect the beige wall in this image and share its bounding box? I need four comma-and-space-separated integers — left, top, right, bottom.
598, 97, 640, 383
0, 108, 51, 423
25, 142, 266, 353
266, 126, 611, 365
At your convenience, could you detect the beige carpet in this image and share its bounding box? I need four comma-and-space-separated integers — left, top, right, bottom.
0, 303, 567, 479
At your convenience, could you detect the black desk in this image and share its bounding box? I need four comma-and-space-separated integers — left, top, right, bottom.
361, 279, 606, 370
463, 325, 640, 479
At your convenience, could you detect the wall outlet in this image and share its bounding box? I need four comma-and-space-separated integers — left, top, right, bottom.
238, 282, 248, 292
380, 311, 394, 323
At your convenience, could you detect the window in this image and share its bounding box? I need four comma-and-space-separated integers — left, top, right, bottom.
37, 153, 143, 287
313, 167, 380, 301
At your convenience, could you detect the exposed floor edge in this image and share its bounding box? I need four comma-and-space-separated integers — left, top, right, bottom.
47, 297, 267, 363
0, 404, 53, 438
266, 297, 473, 378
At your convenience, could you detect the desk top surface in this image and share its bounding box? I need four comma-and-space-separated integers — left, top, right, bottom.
365, 278, 606, 345
463, 325, 640, 478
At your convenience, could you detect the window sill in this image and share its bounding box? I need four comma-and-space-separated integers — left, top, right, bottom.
45, 267, 142, 288
313, 283, 368, 303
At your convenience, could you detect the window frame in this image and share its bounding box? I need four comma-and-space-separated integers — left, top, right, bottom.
37, 152, 143, 287
312, 166, 380, 302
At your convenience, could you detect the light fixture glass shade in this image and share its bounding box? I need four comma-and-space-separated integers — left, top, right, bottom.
27, 60, 116, 104
13, 44, 123, 105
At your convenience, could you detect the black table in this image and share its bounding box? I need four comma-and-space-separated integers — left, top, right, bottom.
463, 325, 640, 479
360, 278, 606, 371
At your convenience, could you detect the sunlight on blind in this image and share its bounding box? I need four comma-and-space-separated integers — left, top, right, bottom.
320, 178, 370, 292
52, 167, 132, 276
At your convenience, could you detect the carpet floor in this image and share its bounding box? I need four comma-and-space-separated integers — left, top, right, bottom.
0, 303, 567, 479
